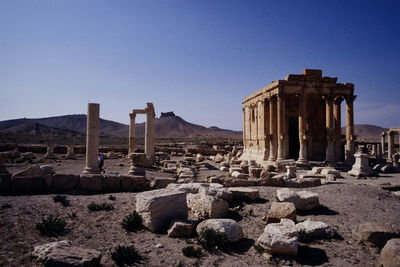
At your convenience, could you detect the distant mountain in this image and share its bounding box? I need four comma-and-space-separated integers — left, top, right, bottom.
341, 124, 388, 142
0, 112, 242, 139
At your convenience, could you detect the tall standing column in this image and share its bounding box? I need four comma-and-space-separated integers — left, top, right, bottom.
145, 103, 156, 161
84, 103, 100, 174
297, 94, 308, 163
381, 132, 386, 158
345, 95, 357, 162
277, 94, 286, 160
268, 96, 277, 163
128, 113, 136, 155
242, 107, 245, 146
258, 101, 265, 155
264, 99, 270, 160
325, 96, 335, 162
334, 96, 343, 160
388, 131, 394, 160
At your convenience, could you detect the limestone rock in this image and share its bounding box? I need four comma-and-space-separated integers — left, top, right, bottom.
136, 189, 188, 232
249, 166, 263, 178
276, 188, 319, 210
266, 202, 296, 224
295, 219, 336, 239
214, 154, 224, 163
32, 240, 101, 267
201, 186, 233, 203
187, 190, 229, 220
257, 219, 298, 256
166, 183, 207, 194
224, 178, 255, 187
379, 238, 400, 267
196, 219, 243, 242
167, 219, 194, 237
228, 187, 259, 201
352, 221, 398, 248
40, 165, 56, 175
285, 178, 321, 188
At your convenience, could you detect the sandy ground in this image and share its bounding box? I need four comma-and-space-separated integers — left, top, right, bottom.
1, 155, 400, 266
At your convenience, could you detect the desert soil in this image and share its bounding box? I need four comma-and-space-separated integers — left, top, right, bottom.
1, 154, 400, 267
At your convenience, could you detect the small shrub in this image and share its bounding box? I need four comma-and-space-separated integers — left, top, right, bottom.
36, 215, 67, 237
197, 227, 228, 252
87, 202, 114, 211
121, 211, 143, 232
67, 212, 77, 219
108, 195, 116, 201
111, 245, 141, 266
53, 195, 70, 207
253, 244, 264, 254
182, 246, 203, 258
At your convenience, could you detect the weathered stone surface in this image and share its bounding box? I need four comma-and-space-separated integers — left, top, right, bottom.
276, 188, 319, 210
53, 174, 79, 191
214, 154, 224, 163
348, 152, 374, 177
32, 240, 101, 267
40, 165, 56, 175
228, 187, 259, 201
257, 218, 298, 256
187, 190, 229, 220
132, 176, 148, 191
229, 166, 243, 175
352, 221, 398, 248
219, 166, 229, 172
102, 175, 121, 192
151, 177, 176, 189
231, 171, 247, 179
80, 175, 102, 191
196, 219, 243, 242
320, 168, 341, 177
295, 219, 336, 239
201, 186, 233, 203
13, 165, 47, 177
21, 152, 35, 160
167, 219, 194, 237
136, 189, 188, 232
379, 238, 400, 267
285, 178, 321, 188
266, 202, 296, 224
166, 183, 207, 194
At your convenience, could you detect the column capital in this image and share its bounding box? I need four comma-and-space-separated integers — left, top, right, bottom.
333, 96, 344, 105
381, 132, 387, 137
267, 95, 277, 102
277, 93, 286, 101
344, 94, 357, 103
322, 95, 334, 103
129, 113, 136, 119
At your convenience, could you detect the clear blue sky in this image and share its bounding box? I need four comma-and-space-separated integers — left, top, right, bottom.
1, 0, 399, 130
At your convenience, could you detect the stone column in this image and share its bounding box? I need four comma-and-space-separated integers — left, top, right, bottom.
145, 103, 156, 161
65, 144, 75, 159
44, 143, 56, 159
381, 132, 386, 157
334, 96, 343, 160
325, 96, 335, 162
388, 131, 394, 160
258, 101, 265, 155
277, 94, 286, 160
345, 95, 357, 162
84, 103, 100, 174
128, 113, 136, 155
376, 143, 382, 158
242, 107, 245, 145
245, 106, 251, 142
268, 96, 277, 163
264, 99, 270, 160
297, 94, 308, 163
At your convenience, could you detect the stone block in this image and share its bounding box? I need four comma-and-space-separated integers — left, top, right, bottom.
53, 174, 79, 191
267, 202, 296, 224
228, 187, 259, 201
352, 222, 398, 248
151, 177, 175, 189
102, 175, 121, 192
136, 189, 188, 232
167, 219, 194, 237
224, 178, 255, 187
188, 191, 229, 220
295, 219, 336, 239
196, 219, 243, 242
249, 166, 263, 178
132, 176, 148, 191
80, 175, 102, 191
32, 240, 101, 267
277, 188, 319, 210
11, 176, 44, 194
379, 238, 400, 267
257, 218, 298, 256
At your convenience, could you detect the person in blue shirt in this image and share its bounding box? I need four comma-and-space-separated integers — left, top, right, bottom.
98, 154, 104, 173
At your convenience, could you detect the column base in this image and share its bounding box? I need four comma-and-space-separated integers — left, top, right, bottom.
83, 167, 100, 174
296, 158, 308, 164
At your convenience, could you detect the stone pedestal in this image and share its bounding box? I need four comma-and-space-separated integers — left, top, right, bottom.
84, 103, 100, 174
44, 143, 57, 159
65, 145, 75, 159
348, 152, 373, 177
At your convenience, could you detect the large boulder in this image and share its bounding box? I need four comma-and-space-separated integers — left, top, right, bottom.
196, 219, 243, 242
257, 218, 298, 256
32, 240, 101, 267
276, 188, 319, 210
352, 222, 398, 248
379, 238, 400, 267
295, 219, 336, 239
187, 190, 229, 220
136, 189, 188, 232
266, 202, 296, 224
167, 219, 194, 237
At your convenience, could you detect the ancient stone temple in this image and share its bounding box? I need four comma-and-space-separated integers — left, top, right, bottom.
242, 69, 356, 166
381, 127, 400, 160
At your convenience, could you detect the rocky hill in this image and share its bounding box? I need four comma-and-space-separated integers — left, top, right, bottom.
341, 124, 388, 142
0, 112, 242, 139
